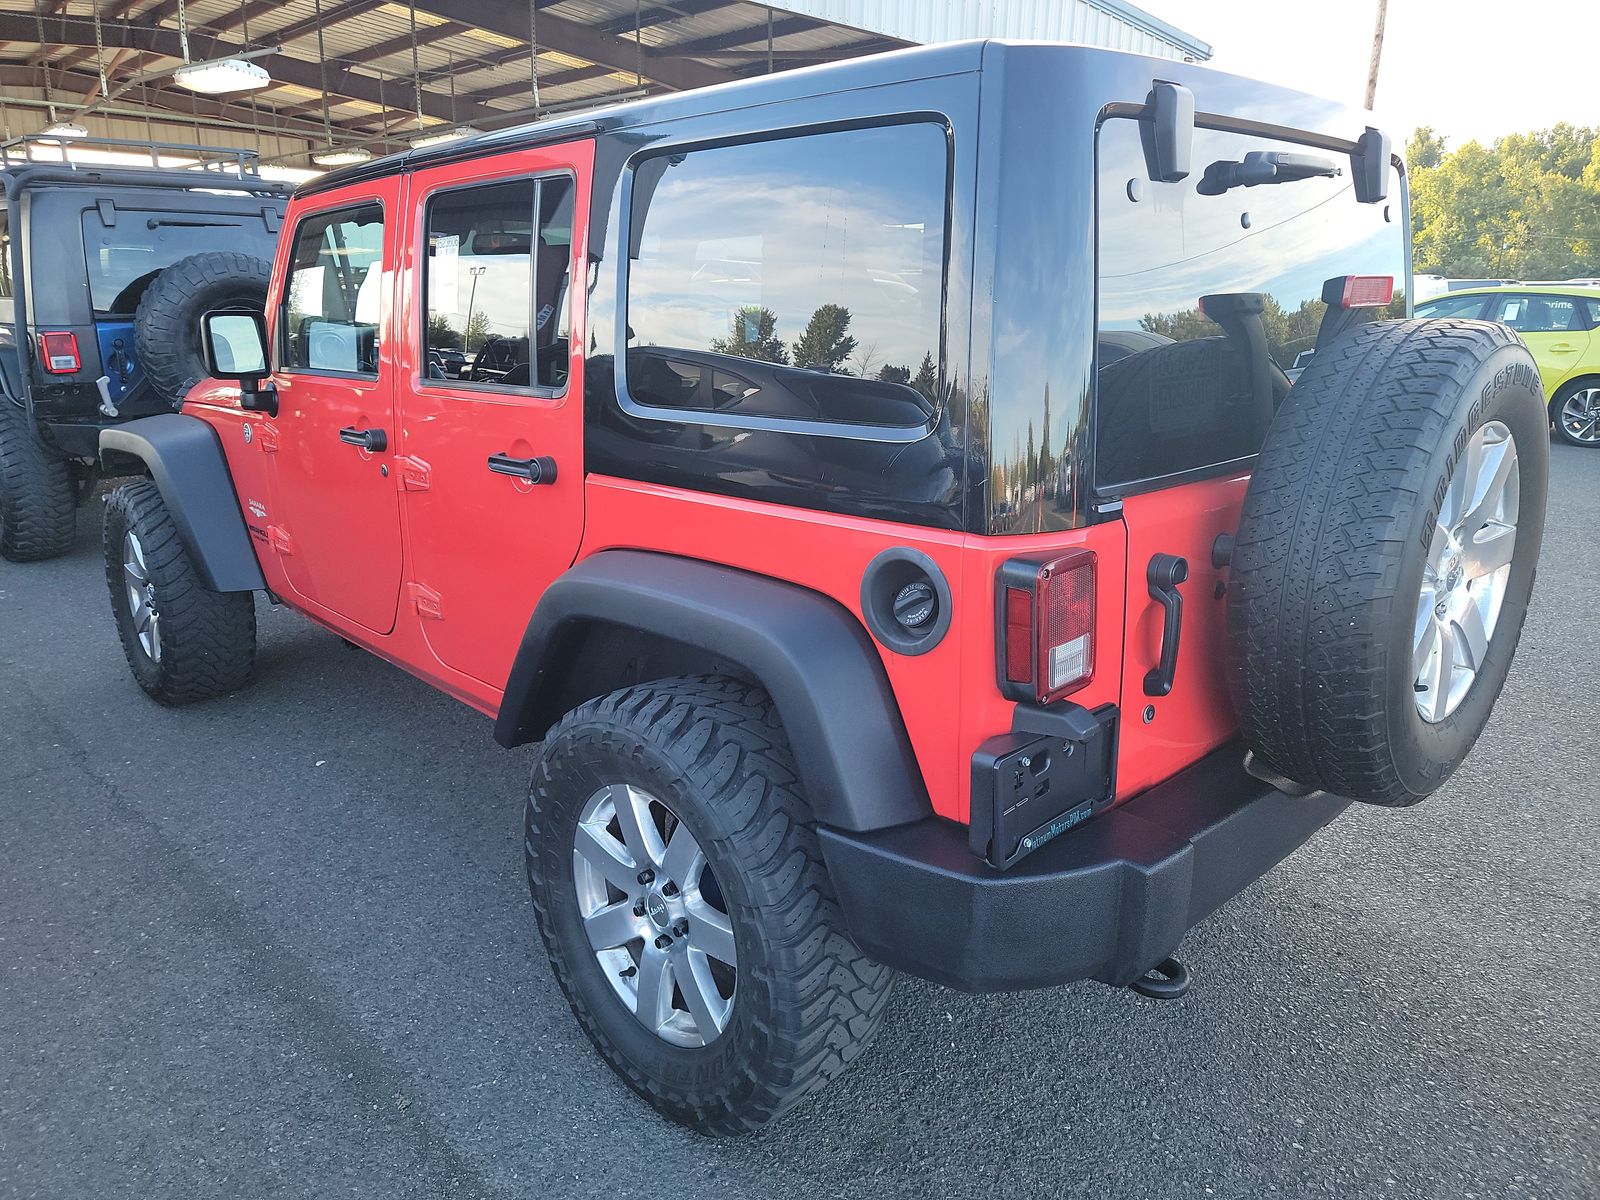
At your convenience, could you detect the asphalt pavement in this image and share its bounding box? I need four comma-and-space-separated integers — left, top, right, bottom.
2, 445, 1597, 1199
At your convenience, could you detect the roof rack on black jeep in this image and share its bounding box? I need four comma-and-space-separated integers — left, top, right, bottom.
0, 134, 263, 178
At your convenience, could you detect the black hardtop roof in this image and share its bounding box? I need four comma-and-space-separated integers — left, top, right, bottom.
299, 39, 991, 198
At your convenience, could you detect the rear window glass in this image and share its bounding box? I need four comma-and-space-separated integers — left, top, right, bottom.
1095, 117, 1406, 491
80, 208, 264, 313
624, 122, 947, 432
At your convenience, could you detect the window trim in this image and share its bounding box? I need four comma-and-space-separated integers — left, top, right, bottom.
614, 116, 954, 445
279, 197, 387, 381
415, 170, 577, 401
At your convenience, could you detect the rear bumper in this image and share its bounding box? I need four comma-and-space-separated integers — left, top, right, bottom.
818, 743, 1349, 992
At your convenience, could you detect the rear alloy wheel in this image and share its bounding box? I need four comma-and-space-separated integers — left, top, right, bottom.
1551, 380, 1600, 447
527, 676, 894, 1135
572, 782, 737, 1048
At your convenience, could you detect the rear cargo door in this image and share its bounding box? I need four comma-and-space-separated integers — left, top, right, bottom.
1093, 113, 1407, 794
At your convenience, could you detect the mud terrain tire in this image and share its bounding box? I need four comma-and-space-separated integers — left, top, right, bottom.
526, 675, 895, 1135
103, 480, 256, 703
135, 252, 271, 407
0, 398, 76, 561
1226, 319, 1548, 805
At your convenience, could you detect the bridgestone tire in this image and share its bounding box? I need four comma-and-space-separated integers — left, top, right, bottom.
0, 398, 76, 561
103, 480, 256, 704
1226, 319, 1548, 806
134, 252, 271, 407
526, 676, 895, 1135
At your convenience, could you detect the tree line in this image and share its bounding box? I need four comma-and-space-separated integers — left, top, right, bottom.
1407, 124, 1600, 280
710, 302, 937, 396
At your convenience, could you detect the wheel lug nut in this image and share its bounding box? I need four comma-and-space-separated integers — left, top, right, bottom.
672, 918, 689, 938
654, 934, 672, 950
632, 902, 646, 917
661, 881, 678, 897
637, 868, 655, 885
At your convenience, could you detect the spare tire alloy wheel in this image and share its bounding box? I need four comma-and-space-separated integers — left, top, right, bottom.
1413, 422, 1519, 723
121, 529, 162, 662
1227, 319, 1549, 806
573, 783, 736, 1047
1553, 381, 1600, 446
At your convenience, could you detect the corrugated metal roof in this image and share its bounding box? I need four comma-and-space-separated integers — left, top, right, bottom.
768, 0, 1210, 59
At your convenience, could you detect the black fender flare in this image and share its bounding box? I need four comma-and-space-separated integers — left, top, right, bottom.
494, 550, 934, 833
98, 413, 265, 593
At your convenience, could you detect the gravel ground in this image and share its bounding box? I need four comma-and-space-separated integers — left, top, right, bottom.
1, 443, 1596, 1200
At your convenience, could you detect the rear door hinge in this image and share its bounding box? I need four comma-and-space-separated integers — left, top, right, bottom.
257, 422, 278, 452
396, 455, 431, 491
408, 581, 443, 619
267, 525, 294, 555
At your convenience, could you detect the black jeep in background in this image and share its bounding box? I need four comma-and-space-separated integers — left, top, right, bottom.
0, 137, 284, 560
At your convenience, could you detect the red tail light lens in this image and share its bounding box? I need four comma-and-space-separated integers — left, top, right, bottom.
1334, 275, 1394, 309
38, 331, 81, 374
996, 550, 1096, 704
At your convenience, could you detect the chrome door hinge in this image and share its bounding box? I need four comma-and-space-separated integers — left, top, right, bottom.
267, 525, 294, 555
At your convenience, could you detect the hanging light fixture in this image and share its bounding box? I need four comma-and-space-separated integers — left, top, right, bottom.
410, 127, 479, 149
174, 58, 271, 94
311, 146, 373, 166
41, 121, 89, 139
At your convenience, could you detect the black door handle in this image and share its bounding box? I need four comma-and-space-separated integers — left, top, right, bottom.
1143, 553, 1189, 697
487, 452, 556, 485
338, 426, 387, 452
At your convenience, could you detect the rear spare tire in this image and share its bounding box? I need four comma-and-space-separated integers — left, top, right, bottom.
1226, 319, 1548, 806
134, 252, 271, 407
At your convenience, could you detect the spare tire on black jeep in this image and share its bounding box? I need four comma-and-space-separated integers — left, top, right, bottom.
134, 252, 272, 407
1226, 319, 1548, 806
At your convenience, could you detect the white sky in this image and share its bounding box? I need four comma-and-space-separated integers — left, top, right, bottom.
1138, 0, 1600, 148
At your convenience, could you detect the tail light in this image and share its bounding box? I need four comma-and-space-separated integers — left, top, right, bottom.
1327, 275, 1394, 309
996, 550, 1096, 704
38, 331, 81, 374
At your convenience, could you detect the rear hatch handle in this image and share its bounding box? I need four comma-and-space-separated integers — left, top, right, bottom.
1144, 553, 1189, 697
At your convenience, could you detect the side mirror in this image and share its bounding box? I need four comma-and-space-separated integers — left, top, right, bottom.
201, 309, 276, 415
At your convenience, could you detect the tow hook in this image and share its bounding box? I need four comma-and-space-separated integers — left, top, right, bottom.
1128, 956, 1191, 1000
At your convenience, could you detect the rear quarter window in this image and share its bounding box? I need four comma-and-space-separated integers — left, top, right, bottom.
622, 122, 948, 435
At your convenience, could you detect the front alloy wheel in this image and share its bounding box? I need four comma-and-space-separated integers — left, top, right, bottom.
1554, 383, 1600, 446
122, 530, 162, 662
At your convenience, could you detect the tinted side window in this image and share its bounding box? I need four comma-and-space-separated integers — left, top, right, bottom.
625, 123, 947, 430
1417, 293, 1491, 319
284, 204, 384, 375
1095, 117, 1406, 491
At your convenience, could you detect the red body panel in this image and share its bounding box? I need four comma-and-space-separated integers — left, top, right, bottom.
185, 135, 1248, 829
392, 145, 593, 688
1114, 475, 1250, 797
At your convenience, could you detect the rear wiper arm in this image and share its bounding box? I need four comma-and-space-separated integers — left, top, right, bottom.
1197, 150, 1341, 196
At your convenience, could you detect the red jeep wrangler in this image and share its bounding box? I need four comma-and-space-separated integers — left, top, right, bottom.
97, 42, 1548, 1134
